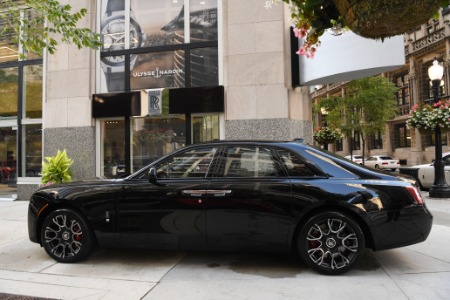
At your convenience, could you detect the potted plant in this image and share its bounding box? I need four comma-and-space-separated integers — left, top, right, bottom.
406, 99, 450, 134
41, 150, 74, 185
313, 126, 342, 145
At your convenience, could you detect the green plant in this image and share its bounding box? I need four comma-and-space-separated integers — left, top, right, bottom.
313, 126, 342, 144
406, 99, 450, 131
41, 150, 74, 185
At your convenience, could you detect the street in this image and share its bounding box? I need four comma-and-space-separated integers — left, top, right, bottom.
0, 194, 449, 300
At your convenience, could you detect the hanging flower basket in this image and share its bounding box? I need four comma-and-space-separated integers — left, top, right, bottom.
407, 99, 450, 133
313, 127, 342, 145
332, 0, 442, 39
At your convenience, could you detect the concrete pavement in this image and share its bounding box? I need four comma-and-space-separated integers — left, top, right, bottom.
0, 194, 449, 300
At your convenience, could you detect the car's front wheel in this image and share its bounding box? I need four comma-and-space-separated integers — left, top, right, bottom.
297, 211, 365, 275
40, 209, 95, 263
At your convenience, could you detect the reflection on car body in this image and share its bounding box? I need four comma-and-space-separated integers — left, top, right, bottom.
28, 140, 432, 275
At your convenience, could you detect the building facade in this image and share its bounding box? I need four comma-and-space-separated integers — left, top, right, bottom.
311, 7, 450, 167
0, 0, 312, 200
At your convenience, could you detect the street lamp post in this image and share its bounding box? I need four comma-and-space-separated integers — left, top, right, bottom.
428, 58, 450, 198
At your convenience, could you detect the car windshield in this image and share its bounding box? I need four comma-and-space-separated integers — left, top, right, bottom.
380, 156, 393, 160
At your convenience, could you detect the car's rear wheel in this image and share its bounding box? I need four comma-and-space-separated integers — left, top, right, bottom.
297, 211, 365, 275
375, 164, 380, 169
40, 209, 95, 263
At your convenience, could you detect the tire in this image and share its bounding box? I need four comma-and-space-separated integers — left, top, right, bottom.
375, 164, 380, 169
40, 209, 95, 263
297, 211, 365, 275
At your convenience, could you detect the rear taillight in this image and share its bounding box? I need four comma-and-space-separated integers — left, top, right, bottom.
382, 162, 388, 165
406, 186, 424, 205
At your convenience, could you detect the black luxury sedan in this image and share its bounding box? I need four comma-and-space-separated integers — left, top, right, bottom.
28, 140, 433, 275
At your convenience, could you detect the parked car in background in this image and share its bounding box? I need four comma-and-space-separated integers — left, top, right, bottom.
409, 152, 450, 189
365, 155, 400, 171
28, 140, 432, 275
344, 155, 365, 164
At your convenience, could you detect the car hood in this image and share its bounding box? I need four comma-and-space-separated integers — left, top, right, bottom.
33, 179, 124, 200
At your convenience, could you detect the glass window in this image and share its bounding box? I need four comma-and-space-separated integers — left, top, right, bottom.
218, 146, 282, 178
190, 0, 218, 42
0, 11, 19, 63
102, 119, 126, 178
0, 67, 18, 118
100, 55, 125, 92
132, 116, 186, 172
24, 65, 43, 119
190, 47, 218, 87
130, 50, 185, 90
192, 115, 219, 144
132, 0, 184, 47
278, 150, 315, 177
23, 124, 42, 177
154, 146, 217, 178
0, 127, 17, 185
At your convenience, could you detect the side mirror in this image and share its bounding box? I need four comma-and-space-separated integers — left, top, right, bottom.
148, 167, 158, 184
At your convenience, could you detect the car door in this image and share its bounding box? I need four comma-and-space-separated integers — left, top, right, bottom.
204, 144, 293, 251
116, 146, 218, 250
420, 154, 450, 188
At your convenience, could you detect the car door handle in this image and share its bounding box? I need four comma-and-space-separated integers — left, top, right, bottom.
207, 190, 232, 197
182, 190, 208, 197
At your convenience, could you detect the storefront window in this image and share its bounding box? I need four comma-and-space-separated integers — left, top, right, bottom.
102, 119, 126, 178
24, 65, 43, 119
193, 115, 219, 143
0, 127, 17, 191
132, 0, 184, 47
132, 116, 186, 172
100, 55, 125, 92
190, 0, 218, 42
131, 50, 185, 90
0, 67, 18, 118
190, 47, 218, 87
23, 124, 42, 177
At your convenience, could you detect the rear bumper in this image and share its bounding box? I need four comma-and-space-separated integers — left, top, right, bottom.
369, 204, 433, 251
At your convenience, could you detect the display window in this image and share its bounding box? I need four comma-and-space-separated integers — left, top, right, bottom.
99, 0, 219, 93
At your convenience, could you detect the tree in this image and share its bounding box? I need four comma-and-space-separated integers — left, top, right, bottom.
316, 77, 398, 161
0, 0, 102, 57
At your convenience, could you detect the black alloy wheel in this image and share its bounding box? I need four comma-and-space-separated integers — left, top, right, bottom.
297, 211, 365, 275
40, 209, 95, 263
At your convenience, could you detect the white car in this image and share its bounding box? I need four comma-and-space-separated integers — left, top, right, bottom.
344, 155, 364, 164
410, 152, 450, 189
365, 155, 400, 171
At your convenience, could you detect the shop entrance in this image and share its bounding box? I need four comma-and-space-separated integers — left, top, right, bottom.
0, 127, 17, 198
101, 114, 220, 178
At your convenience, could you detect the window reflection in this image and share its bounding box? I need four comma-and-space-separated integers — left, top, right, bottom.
132, 116, 186, 173
24, 65, 43, 119
0, 67, 18, 118
23, 124, 42, 177
102, 119, 126, 178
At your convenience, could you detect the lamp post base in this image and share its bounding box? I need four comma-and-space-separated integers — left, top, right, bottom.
429, 185, 450, 198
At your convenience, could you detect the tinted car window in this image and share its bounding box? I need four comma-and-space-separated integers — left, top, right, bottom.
277, 150, 316, 177
155, 147, 217, 178
217, 145, 283, 177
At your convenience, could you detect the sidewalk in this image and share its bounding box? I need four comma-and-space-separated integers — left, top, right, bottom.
0, 194, 449, 300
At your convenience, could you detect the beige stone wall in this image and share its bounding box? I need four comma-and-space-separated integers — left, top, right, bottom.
222, 1, 312, 141
223, 0, 310, 122
44, 0, 96, 129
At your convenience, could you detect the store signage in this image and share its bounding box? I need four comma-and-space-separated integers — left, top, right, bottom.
132, 68, 183, 79
146, 88, 164, 116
